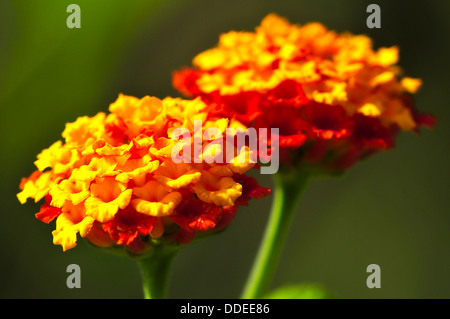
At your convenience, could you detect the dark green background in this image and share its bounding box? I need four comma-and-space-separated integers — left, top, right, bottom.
0, 0, 448, 299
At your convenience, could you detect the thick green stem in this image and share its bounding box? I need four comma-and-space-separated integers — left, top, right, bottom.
241, 170, 310, 299
137, 246, 179, 299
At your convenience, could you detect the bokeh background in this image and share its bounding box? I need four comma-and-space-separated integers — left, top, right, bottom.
1, 0, 448, 299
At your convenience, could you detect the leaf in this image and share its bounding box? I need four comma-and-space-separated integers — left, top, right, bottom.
264, 283, 335, 299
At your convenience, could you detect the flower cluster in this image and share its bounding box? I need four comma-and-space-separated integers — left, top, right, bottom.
173, 14, 435, 170
17, 94, 270, 253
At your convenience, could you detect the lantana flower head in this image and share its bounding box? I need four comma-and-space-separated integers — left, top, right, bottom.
18, 94, 270, 254
173, 14, 436, 171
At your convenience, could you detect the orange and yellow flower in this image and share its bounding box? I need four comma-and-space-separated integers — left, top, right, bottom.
173, 14, 436, 170
18, 94, 270, 253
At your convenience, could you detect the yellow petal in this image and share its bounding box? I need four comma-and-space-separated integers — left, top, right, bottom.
33, 139, 82, 174
149, 137, 177, 159
358, 103, 381, 117
115, 156, 159, 183
193, 171, 242, 206
153, 160, 201, 188
49, 180, 90, 208
373, 47, 399, 67
85, 178, 132, 222
17, 171, 62, 204
401, 77, 422, 93
131, 193, 181, 217
370, 71, 395, 87
193, 48, 227, 70
69, 157, 118, 182
131, 180, 182, 217
62, 113, 106, 146
52, 210, 94, 251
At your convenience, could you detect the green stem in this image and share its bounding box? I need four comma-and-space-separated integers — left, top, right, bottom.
137, 246, 179, 299
241, 170, 310, 299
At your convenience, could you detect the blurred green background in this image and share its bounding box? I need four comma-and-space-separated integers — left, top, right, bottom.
0, 0, 448, 299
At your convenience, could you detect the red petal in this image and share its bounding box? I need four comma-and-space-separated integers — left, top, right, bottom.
102, 208, 157, 246
170, 192, 222, 231
302, 102, 351, 140
214, 205, 239, 231
267, 79, 309, 107
415, 113, 437, 129
352, 114, 394, 150
212, 91, 264, 125
175, 229, 196, 245
35, 195, 62, 223
172, 68, 201, 97
234, 174, 271, 206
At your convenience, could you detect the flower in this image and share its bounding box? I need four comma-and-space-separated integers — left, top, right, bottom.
18, 94, 270, 253
173, 14, 436, 171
